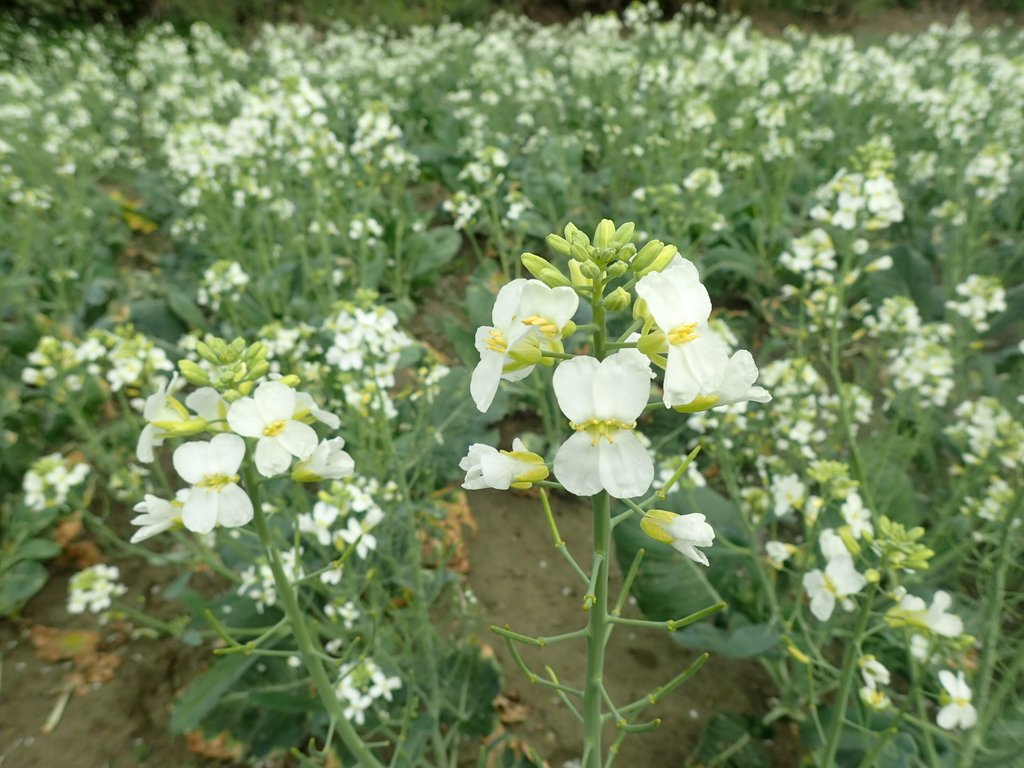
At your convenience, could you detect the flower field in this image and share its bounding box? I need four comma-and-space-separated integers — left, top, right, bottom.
1, 4, 1022, 767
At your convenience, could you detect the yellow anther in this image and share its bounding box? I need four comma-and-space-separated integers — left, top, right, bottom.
666, 322, 699, 346
197, 473, 240, 491
569, 417, 636, 446
263, 419, 287, 437
522, 315, 559, 335
484, 328, 507, 353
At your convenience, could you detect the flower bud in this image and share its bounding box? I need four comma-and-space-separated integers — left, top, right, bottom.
568, 259, 592, 287
581, 261, 603, 280
637, 244, 679, 276
593, 219, 616, 249
604, 286, 631, 312
522, 252, 557, 280
546, 233, 572, 256
277, 374, 301, 387
613, 221, 635, 246
569, 243, 592, 262
195, 341, 220, 365
247, 360, 270, 381
838, 527, 861, 556
613, 242, 636, 262
561, 320, 577, 339
564, 222, 589, 247
630, 239, 665, 272
607, 260, 628, 278
151, 417, 208, 437
178, 359, 211, 387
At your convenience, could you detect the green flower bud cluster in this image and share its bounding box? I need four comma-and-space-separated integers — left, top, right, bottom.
179, 336, 270, 400
865, 515, 934, 574
807, 460, 858, 501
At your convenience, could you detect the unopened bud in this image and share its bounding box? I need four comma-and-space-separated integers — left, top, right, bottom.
630, 240, 665, 272
151, 417, 209, 437
606, 261, 628, 279
637, 244, 679, 276
561, 320, 577, 339
604, 286, 631, 312
581, 261, 602, 280
613, 221, 635, 246
568, 259, 591, 287
546, 233, 572, 256
522, 252, 558, 280
838, 527, 861, 556
569, 243, 592, 262
593, 219, 615, 249
247, 360, 271, 381
277, 374, 301, 387
178, 359, 210, 387
195, 341, 220, 365
564, 222, 589, 247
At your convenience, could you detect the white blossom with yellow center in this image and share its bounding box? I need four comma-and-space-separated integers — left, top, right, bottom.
227, 381, 319, 477
636, 260, 770, 410
172, 433, 253, 534
552, 352, 654, 499
471, 279, 579, 413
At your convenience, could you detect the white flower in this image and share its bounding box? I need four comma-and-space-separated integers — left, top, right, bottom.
841, 492, 873, 539
937, 671, 977, 730
292, 438, 355, 482
136, 381, 224, 463
471, 279, 579, 413
172, 433, 253, 534
641, 510, 716, 566
67, 564, 127, 615
636, 262, 770, 411
335, 508, 384, 559
765, 540, 794, 568
860, 686, 891, 710
859, 655, 891, 689
459, 438, 548, 490
298, 501, 340, 547
803, 556, 867, 621
227, 381, 319, 477
819, 528, 850, 562
771, 473, 806, 518
886, 590, 964, 638
551, 352, 654, 499
130, 494, 181, 543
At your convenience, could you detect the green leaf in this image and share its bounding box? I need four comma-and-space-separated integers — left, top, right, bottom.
673, 621, 779, 659
11, 537, 61, 563
438, 646, 501, 737
167, 289, 206, 330
130, 299, 187, 342
694, 712, 770, 768
170, 653, 258, 733
409, 226, 462, 280
0, 560, 49, 616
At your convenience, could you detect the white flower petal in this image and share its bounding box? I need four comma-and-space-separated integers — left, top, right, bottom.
173, 440, 210, 485
255, 437, 293, 477
254, 381, 295, 423
227, 398, 265, 437
593, 352, 651, 423
553, 356, 599, 423
136, 424, 158, 464
635, 261, 711, 331
553, 431, 604, 496
216, 483, 254, 528
208, 433, 246, 475
186, 387, 223, 420
492, 279, 527, 327
277, 420, 318, 460
471, 349, 505, 413
182, 488, 218, 534
518, 282, 579, 328
597, 433, 653, 498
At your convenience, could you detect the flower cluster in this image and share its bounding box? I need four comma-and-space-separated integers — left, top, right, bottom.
460, 220, 771, 565
334, 658, 402, 726
22, 453, 90, 512
67, 564, 127, 616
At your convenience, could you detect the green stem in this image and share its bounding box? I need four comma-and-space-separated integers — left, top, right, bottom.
819, 594, 874, 767
582, 491, 611, 768
960, 493, 1023, 767
248, 472, 384, 768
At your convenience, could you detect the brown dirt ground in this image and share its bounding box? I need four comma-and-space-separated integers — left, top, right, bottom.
464, 489, 801, 768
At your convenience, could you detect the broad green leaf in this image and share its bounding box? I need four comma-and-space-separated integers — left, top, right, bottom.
0, 560, 49, 615
170, 653, 258, 733
694, 713, 770, 768
167, 289, 206, 330
410, 226, 462, 280
11, 537, 61, 563
673, 621, 779, 659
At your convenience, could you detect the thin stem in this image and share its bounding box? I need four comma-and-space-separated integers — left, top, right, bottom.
819, 594, 874, 767
582, 491, 612, 768
247, 469, 384, 768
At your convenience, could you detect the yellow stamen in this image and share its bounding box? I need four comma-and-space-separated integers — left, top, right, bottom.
484, 328, 507, 353
569, 417, 636, 446
522, 315, 559, 335
263, 419, 287, 437
197, 473, 240, 491
667, 322, 699, 346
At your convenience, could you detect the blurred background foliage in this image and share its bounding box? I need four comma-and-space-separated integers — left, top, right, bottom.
3, 0, 1022, 36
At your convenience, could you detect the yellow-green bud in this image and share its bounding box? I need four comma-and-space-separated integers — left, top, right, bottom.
538, 267, 572, 288
630, 240, 665, 272
593, 219, 616, 249
228, 337, 246, 356
244, 341, 267, 363
561, 320, 577, 339
581, 261, 602, 280
247, 360, 271, 381
633, 297, 650, 321
564, 222, 589, 247
864, 568, 881, 584
607, 261, 628, 279
569, 243, 592, 263
637, 329, 667, 357
637, 244, 679, 276
568, 259, 592, 287
604, 286, 631, 312
546, 233, 572, 256
277, 374, 301, 388
838, 527, 861, 556
195, 341, 220, 365
522, 252, 557, 280
151, 417, 209, 437
178, 359, 211, 387
672, 395, 720, 413
613, 221, 635, 246
613, 242, 636, 262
